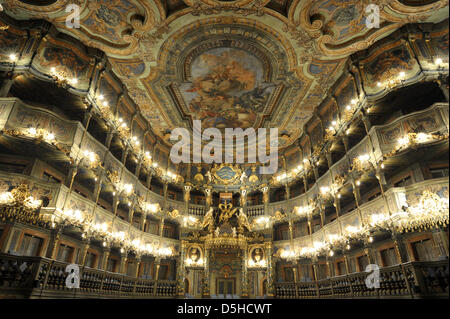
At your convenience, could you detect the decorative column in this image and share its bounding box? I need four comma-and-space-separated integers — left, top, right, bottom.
302, 175, 308, 192
326, 256, 334, 278
307, 214, 313, 235
240, 187, 248, 209
361, 114, 372, 132
77, 238, 90, 266
392, 232, 409, 264
92, 178, 103, 204
285, 185, 290, 200
135, 160, 142, 177
163, 182, 169, 212
45, 228, 62, 259
262, 185, 269, 214
82, 107, 93, 128
105, 129, 114, 149
202, 247, 211, 298
119, 250, 128, 274
351, 179, 362, 208
288, 220, 294, 242
134, 256, 142, 278
112, 193, 120, 216
99, 246, 111, 271
146, 173, 152, 190
363, 238, 376, 266
64, 164, 79, 188
127, 201, 136, 224
176, 241, 187, 297
432, 228, 449, 259
265, 242, 275, 297
159, 218, 165, 238
312, 165, 319, 182
153, 258, 161, 295
319, 209, 325, 228
140, 213, 146, 232
183, 185, 192, 211
121, 147, 129, 165
333, 195, 341, 218
241, 247, 249, 298
205, 187, 212, 209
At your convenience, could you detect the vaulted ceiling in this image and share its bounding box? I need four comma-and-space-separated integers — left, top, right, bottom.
3, 0, 449, 149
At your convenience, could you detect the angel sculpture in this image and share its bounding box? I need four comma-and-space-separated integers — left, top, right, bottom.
232, 227, 237, 238
237, 208, 252, 233
214, 227, 220, 238
201, 207, 215, 233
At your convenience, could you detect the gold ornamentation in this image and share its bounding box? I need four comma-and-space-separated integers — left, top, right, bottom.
201, 207, 215, 233
272, 210, 287, 221
218, 202, 238, 224
168, 209, 180, 219
237, 208, 252, 233
210, 163, 243, 185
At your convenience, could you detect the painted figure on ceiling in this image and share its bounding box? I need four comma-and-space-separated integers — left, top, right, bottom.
180, 48, 274, 129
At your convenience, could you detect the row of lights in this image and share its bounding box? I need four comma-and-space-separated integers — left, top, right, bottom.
275, 98, 362, 184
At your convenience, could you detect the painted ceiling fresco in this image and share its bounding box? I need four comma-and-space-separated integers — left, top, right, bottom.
2, 0, 449, 149
179, 47, 275, 130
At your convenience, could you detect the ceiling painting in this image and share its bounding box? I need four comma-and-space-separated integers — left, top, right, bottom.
2, 0, 448, 151
179, 47, 275, 130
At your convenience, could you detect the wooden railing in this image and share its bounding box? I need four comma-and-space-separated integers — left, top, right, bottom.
0, 253, 177, 299
275, 260, 449, 299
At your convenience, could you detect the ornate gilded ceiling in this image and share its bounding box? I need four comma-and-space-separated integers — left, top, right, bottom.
2, 0, 449, 149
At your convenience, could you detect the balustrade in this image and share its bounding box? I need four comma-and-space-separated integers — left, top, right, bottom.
274, 260, 448, 299
0, 253, 177, 298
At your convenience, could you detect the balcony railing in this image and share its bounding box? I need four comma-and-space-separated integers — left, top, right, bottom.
0, 253, 177, 299
275, 260, 449, 299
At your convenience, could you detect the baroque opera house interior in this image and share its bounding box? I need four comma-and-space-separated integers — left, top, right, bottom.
0, 0, 449, 302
